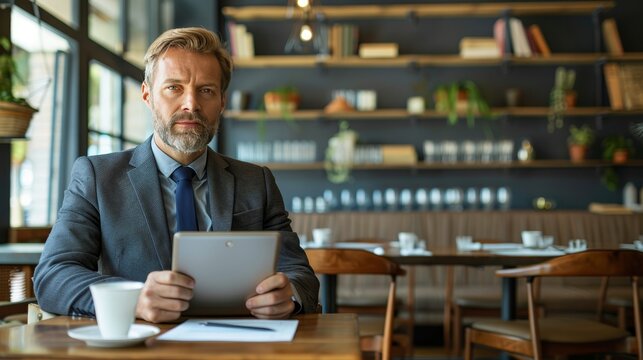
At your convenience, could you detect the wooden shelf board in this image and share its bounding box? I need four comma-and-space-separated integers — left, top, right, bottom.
223, 2, 614, 21
261, 160, 643, 171
232, 53, 643, 68
225, 107, 643, 121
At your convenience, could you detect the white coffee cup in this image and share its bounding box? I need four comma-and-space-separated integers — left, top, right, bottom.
398, 232, 418, 252
312, 228, 332, 246
521, 230, 542, 249
90, 281, 144, 339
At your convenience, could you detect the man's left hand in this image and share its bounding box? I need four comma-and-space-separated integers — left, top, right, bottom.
245, 272, 295, 319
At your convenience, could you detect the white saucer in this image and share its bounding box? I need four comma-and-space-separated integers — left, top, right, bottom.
67, 324, 160, 348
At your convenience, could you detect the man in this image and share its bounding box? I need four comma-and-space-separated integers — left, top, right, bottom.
33, 27, 319, 322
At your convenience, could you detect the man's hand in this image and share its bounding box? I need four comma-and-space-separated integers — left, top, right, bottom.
246, 272, 295, 319
136, 271, 194, 323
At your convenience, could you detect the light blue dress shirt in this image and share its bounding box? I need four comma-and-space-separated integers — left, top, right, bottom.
151, 138, 212, 234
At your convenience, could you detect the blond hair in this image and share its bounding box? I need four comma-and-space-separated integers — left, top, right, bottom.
144, 27, 232, 91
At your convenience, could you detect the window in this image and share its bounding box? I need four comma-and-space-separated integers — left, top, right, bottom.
124, 77, 153, 146
88, 61, 121, 155
89, 0, 122, 54
35, 0, 77, 28
10, 9, 71, 226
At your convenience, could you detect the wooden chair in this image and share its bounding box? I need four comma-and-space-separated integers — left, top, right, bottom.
306, 248, 406, 360
443, 240, 544, 355
464, 250, 643, 360
598, 276, 641, 329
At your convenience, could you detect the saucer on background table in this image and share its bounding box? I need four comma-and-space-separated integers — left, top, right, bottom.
67, 324, 160, 348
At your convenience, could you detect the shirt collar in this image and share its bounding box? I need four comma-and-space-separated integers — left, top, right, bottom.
150, 137, 207, 180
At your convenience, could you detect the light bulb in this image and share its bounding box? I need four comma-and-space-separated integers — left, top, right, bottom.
296, 0, 310, 8
299, 24, 313, 42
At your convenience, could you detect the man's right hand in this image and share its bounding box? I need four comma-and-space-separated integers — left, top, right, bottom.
135, 271, 194, 323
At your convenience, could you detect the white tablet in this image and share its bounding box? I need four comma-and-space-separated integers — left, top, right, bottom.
172, 231, 280, 316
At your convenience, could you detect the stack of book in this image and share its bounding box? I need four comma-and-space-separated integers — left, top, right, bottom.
358, 43, 399, 58
459, 37, 500, 58
226, 22, 254, 59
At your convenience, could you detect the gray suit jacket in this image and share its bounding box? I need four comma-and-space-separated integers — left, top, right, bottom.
33, 137, 319, 316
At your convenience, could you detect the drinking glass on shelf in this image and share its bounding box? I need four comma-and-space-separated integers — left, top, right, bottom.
497, 187, 511, 210
477, 140, 494, 163
303, 196, 315, 213
440, 140, 458, 163
429, 188, 443, 211
460, 141, 476, 162
315, 196, 328, 213
399, 189, 413, 211
465, 187, 478, 210
424, 140, 437, 163
415, 188, 429, 211
355, 189, 370, 211
323, 189, 337, 211
372, 190, 384, 211
385, 188, 398, 211
479, 187, 495, 211
292, 196, 302, 213
340, 189, 354, 211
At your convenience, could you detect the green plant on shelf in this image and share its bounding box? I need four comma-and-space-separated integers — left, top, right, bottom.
256, 85, 300, 139
548, 66, 576, 133
602, 135, 635, 163
432, 80, 491, 128
567, 124, 595, 146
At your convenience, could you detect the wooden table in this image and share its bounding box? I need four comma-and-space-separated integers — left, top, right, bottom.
0, 314, 361, 360
313, 246, 560, 321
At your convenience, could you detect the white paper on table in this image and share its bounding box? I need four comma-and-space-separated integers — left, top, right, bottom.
157, 319, 299, 342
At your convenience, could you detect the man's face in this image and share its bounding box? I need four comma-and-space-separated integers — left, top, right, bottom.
142, 47, 225, 155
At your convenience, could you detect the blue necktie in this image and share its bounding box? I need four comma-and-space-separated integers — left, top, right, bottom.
171, 166, 198, 232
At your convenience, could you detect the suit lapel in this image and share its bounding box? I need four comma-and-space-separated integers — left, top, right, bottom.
207, 150, 233, 231
128, 138, 172, 269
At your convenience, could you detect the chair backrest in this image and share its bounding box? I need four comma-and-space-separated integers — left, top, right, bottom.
306, 248, 405, 277
497, 250, 643, 278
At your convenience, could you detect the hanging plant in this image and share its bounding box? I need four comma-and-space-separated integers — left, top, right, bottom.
547, 67, 576, 133
432, 80, 491, 127
324, 121, 357, 183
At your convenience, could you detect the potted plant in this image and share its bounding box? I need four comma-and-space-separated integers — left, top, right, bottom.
0, 36, 37, 138
548, 66, 576, 132
567, 124, 594, 162
263, 85, 300, 115
602, 135, 634, 164
432, 80, 491, 127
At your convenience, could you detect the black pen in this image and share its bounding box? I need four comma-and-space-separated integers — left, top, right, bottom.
199, 321, 275, 332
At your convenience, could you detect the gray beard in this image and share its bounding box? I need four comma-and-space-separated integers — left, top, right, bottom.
153, 109, 216, 154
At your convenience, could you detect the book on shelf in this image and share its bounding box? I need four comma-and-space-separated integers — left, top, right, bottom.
604, 63, 624, 110
459, 37, 500, 58
619, 63, 643, 110
493, 18, 512, 55
331, 24, 358, 58
358, 43, 399, 58
602, 18, 624, 56
227, 22, 254, 59
509, 18, 532, 57
528, 24, 551, 57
